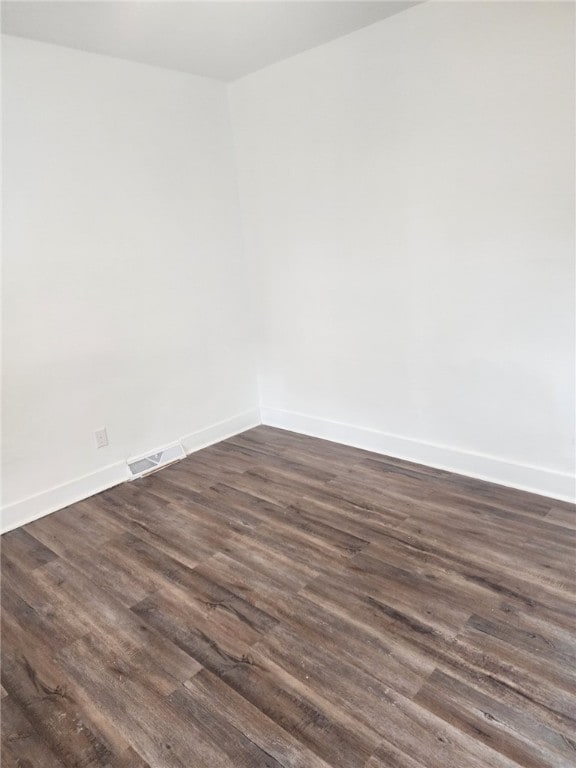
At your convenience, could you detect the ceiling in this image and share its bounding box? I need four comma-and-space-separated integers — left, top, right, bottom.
1, 1, 421, 81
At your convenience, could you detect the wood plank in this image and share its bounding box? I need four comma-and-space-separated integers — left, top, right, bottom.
1, 696, 66, 768
57, 633, 230, 768
415, 669, 576, 768
546, 505, 576, 529
166, 686, 285, 767
105, 747, 151, 768
0, 528, 58, 571
2, 605, 129, 764
1, 425, 574, 768
182, 669, 334, 768
197, 552, 434, 698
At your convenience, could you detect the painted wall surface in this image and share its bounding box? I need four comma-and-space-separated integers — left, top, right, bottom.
229, 2, 575, 494
2, 36, 258, 518
2, 1, 575, 526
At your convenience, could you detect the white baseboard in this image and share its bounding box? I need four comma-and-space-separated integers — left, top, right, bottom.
260, 407, 576, 503
0, 462, 129, 535
180, 408, 260, 455
1, 408, 261, 534
3, 404, 571, 534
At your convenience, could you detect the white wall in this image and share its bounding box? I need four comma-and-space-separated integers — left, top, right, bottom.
229, 1, 576, 500
3, 1, 574, 528
2, 36, 259, 529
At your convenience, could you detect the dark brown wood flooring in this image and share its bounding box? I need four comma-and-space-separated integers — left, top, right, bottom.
2, 425, 575, 768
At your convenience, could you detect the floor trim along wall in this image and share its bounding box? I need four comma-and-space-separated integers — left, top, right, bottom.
3, 404, 573, 534
260, 406, 576, 503
0, 408, 261, 534
179, 408, 260, 456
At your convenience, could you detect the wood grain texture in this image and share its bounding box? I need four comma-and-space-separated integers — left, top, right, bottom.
1, 425, 575, 767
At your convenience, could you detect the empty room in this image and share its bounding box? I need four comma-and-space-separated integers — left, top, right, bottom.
1, 0, 575, 766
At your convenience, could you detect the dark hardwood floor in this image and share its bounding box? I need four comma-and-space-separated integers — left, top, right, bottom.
1, 425, 575, 768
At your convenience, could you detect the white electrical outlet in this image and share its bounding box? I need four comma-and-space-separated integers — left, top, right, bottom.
95, 428, 109, 449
